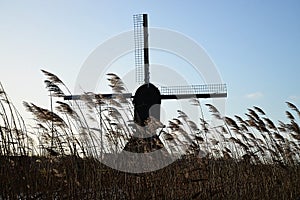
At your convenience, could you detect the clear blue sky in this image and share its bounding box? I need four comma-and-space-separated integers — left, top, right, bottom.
0, 0, 300, 123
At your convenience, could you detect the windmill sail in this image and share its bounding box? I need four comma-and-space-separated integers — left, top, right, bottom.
160, 84, 227, 99
134, 14, 149, 85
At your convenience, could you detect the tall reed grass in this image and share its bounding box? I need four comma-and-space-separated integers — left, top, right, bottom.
0, 70, 299, 199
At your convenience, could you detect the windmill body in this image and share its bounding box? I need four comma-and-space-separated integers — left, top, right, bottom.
133, 83, 161, 127
64, 14, 227, 154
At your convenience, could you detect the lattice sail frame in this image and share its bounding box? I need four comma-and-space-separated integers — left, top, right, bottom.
160, 84, 227, 99
133, 14, 150, 85
160, 84, 227, 95
133, 14, 145, 84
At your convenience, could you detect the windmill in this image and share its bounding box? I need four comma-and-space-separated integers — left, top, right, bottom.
64, 14, 227, 154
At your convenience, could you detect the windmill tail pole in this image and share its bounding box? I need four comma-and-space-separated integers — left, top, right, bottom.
143, 14, 150, 85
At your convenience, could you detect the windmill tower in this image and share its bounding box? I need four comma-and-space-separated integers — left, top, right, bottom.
64, 14, 227, 154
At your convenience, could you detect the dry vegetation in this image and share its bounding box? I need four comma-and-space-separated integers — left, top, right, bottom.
0, 70, 300, 199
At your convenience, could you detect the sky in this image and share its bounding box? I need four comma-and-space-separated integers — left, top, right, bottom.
0, 0, 300, 125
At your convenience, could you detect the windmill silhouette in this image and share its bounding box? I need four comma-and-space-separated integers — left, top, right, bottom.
64, 14, 227, 154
